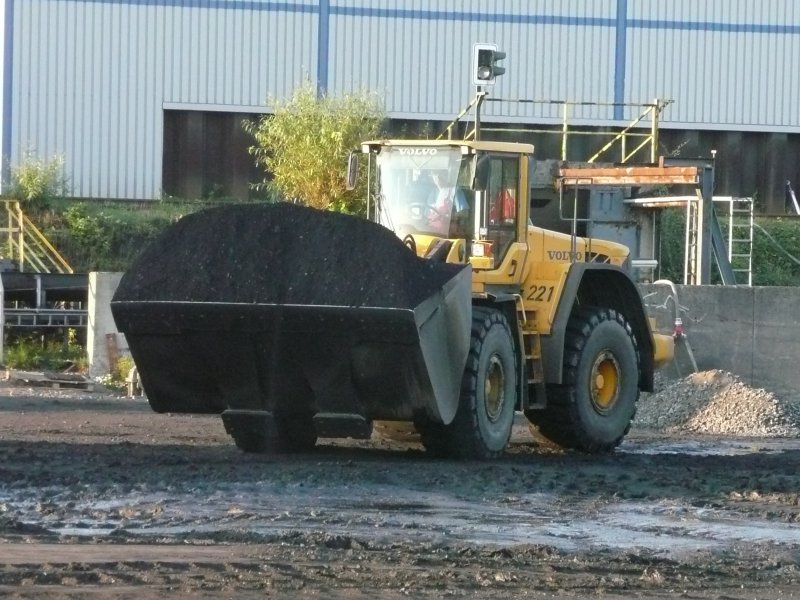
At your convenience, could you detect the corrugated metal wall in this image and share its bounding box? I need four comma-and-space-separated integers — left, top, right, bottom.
5, 0, 800, 199
10, 0, 316, 199
328, 0, 619, 123
626, 0, 800, 128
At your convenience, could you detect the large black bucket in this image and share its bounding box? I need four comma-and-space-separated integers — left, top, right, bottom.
112, 266, 471, 425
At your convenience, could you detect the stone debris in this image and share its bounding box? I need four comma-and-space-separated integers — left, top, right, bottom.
3, 370, 95, 391
635, 370, 800, 437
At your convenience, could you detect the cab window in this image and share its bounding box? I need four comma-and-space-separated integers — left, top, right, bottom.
483, 155, 519, 263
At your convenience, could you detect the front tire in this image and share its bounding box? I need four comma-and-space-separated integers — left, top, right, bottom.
444, 307, 517, 459
526, 307, 640, 453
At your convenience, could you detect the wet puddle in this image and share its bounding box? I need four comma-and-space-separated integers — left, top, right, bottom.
3, 436, 799, 557
620, 436, 800, 456
3, 483, 797, 558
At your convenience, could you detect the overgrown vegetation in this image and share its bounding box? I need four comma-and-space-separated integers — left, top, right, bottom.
4, 128, 800, 379
18, 198, 800, 286
96, 354, 136, 391
3, 329, 87, 372
658, 209, 800, 286
244, 82, 385, 215
35, 199, 213, 272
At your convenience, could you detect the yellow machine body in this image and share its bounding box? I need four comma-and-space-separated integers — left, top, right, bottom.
363, 138, 673, 400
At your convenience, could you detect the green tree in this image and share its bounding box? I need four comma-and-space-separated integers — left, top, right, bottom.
244, 82, 384, 214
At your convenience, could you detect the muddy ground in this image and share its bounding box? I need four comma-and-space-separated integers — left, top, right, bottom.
1, 386, 799, 599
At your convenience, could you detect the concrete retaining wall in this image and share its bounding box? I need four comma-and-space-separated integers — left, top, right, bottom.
641, 284, 800, 400
87, 272, 128, 379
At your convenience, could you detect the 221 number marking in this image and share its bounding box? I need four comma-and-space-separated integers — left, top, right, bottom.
526, 285, 555, 302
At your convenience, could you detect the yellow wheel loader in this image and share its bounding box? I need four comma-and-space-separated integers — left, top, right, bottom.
111, 138, 672, 459
360, 139, 672, 457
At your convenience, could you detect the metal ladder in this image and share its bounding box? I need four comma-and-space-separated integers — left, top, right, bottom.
683, 191, 701, 285
523, 329, 547, 409
713, 197, 754, 286
515, 296, 547, 409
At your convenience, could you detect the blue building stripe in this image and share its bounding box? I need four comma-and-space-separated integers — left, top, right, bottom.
2, 0, 14, 186
317, 0, 329, 96
49, 0, 318, 12
614, 0, 627, 120
629, 19, 800, 35
329, 6, 615, 27
39, 0, 800, 34
49, 1, 616, 26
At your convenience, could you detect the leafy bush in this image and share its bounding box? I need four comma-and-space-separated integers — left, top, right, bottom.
750, 217, 800, 286
63, 205, 110, 259
3, 329, 87, 372
96, 354, 136, 391
244, 82, 385, 215
115, 354, 136, 381
9, 151, 68, 210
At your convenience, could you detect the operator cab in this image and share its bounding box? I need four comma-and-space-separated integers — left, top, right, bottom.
360, 140, 530, 269
375, 146, 471, 242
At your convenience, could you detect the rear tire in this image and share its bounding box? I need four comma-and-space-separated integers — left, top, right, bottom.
525, 307, 640, 453
444, 307, 517, 459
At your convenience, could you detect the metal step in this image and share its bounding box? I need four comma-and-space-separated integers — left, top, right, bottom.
523, 329, 547, 409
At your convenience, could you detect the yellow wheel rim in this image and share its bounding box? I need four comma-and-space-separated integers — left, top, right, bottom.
590, 351, 620, 413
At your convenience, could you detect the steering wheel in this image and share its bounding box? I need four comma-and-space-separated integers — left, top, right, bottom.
408, 202, 444, 221
402, 234, 417, 255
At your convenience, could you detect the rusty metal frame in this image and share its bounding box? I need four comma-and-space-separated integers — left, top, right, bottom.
557, 165, 700, 188
556, 161, 738, 286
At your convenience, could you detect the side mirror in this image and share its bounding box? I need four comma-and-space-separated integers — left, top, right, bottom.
345, 152, 359, 191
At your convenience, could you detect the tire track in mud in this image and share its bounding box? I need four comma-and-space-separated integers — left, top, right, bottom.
2, 393, 800, 597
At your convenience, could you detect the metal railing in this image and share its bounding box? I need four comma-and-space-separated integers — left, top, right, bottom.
4, 307, 87, 328
439, 93, 673, 164
438, 93, 482, 141
1, 200, 73, 273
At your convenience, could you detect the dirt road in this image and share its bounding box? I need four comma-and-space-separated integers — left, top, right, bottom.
1, 388, 799, 598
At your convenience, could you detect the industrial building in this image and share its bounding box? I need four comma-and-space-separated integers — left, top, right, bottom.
2, 0, 799, 210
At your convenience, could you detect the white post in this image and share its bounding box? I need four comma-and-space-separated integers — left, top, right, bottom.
87, 272, 127, 378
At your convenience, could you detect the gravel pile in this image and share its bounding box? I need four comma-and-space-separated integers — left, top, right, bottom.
635, 370, 800, 437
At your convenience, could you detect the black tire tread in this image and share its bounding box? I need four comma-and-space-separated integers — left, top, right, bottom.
526, 306, 640, 453
446, 306, 516, 459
